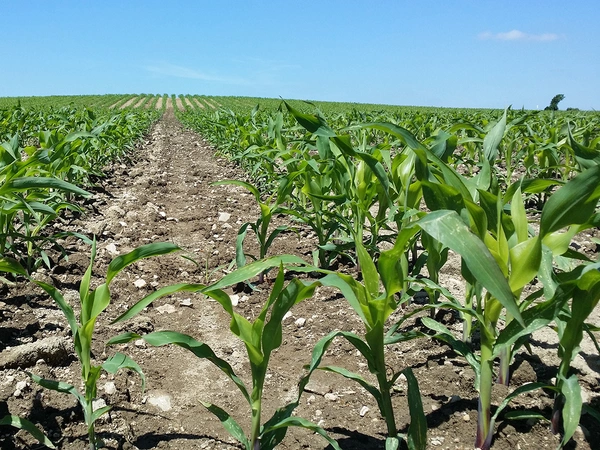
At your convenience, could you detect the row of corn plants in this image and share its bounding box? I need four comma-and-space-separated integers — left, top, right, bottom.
173, 100, 600, 449
1, 97, 599, 449
0, 103, 160, 273
0, 100, 162, 446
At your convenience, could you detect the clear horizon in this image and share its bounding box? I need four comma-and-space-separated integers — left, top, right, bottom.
2, 1, 598, 110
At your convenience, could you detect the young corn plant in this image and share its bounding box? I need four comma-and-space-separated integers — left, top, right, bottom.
417, 163, 600, 449
551, 266, 600, 447
27, 240, 180, 450
212, 179, 291, 283
303, 234, 428, 450
108, 256, 342, 450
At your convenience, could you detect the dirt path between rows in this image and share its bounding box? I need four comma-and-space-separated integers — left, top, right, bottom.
1, 110, 598, 450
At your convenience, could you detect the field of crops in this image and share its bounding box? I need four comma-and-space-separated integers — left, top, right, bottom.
1, 95, 599, 450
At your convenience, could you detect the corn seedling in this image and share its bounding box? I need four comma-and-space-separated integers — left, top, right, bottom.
304, 235, 427, 450
27, 240, 180, 450
212, 179, 291, 283
109, 256, 342, 450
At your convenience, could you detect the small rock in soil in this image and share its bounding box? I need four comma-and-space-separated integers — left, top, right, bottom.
103, 382, 117, 395
0, 336, 72, 369
148, 393, 172, 412
156, 304, 177, 314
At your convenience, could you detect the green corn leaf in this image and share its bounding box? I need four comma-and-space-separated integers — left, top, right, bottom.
356, 241, 380, 301
505, 178, 562, 200
404, 368, 427, 450
319, 365, 382, 405
503, 410, 548, 421
542, 228, 580, 256
0, 415, 55, 448
200, 401, 250, 449
510, 187, 528, 242
539, 165, 600, 237
347, 122, 426, 151
102, 352, 146, 391
509, 236, 542, 292
111, 283, 205, 323
284, 102, 335, 137
318, 273, 367, 323
560, 375, 582, 448
108, 331, 250, 403
89, 283, 110, 322
79, 238, 96, 306
483, 107, 508, 163
27, 372, 85, 406
235, 222, 251, 268
90, 405, 112, 425
0, 257, 27, 276
490, 382, 547, 423
568, 125, 600, 161
263, 278, 318, 357
106, 242, 180, 285
330, 135, 391, 195
1, 177, 90, 197
204, 255, 307, 291
416, 210, 523, 326
378, 227, 419, 298
264, 416, 342, 450
494, 289, 571, 358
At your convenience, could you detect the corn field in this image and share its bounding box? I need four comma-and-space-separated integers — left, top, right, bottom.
1, 94, 599, 450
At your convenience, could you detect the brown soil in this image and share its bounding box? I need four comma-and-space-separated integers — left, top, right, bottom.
1, 110, 598, 450
119, 97, 138, 109
193, 98, 205, 109
183, 97, 195, 111
174, 97, 185, 111
133, 98, 146, 109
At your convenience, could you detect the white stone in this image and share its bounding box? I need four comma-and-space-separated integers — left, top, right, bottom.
156, 304, 177, 314
133, 279, 147, 288
218, 212, 231, 222
294, 317, 306, 327
148, 394, 172, 412
103, 382, 117, 395
324, 393, 338, 401
359, 406, 369, 417
179, 298, 193, 307
134, 339, 146, 348
282, 312, 292, 321
15, 380, 27, 391
105, 243, 119, 256
230, 294, 239, 306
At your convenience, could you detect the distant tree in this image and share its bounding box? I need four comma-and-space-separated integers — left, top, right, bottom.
545, 94, 565, 111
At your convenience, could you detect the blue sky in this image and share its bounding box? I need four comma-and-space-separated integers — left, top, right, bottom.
1, 1, 598, 109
